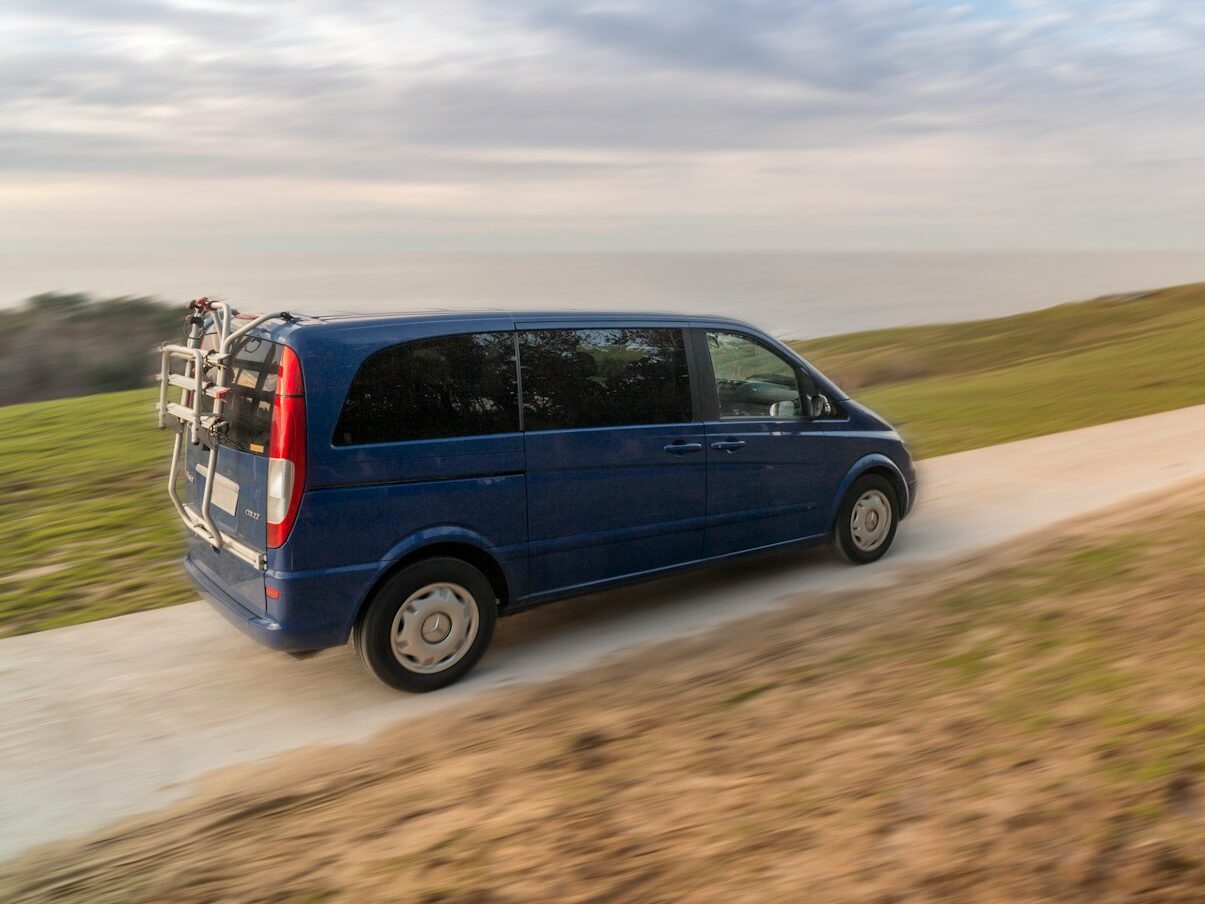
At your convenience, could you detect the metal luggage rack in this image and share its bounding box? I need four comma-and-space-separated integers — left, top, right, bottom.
156, 298, 292, 569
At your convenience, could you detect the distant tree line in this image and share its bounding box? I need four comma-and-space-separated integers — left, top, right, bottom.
0, 293, 183, 406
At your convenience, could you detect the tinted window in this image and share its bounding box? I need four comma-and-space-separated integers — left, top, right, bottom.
186, 335, 280, 455
706, 331, 801, 418
334, 332, 519, 445
519, 328, 692, 431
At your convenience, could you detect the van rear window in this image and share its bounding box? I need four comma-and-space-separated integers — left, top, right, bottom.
334, 332, 520, 445
213, 336, 282, 455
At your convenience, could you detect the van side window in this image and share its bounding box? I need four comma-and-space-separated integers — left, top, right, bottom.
706, 331, 802, 418
334, 332, 519, 445
519, 328, 693, 431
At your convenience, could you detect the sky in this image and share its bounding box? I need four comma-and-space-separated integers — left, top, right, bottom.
3, 0, 1205, 269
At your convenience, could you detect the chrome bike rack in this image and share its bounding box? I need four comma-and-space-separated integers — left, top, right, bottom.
156, 298, 289, 569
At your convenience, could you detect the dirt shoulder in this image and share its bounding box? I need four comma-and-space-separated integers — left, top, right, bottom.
5, 484, 1205, 903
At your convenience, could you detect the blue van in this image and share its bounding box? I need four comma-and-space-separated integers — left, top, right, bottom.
159, 300, 916, 691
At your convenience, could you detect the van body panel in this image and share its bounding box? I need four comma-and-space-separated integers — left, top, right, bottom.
177, 309, 916, 655
817, 399, 917, 521
251, 472, 530, 651
278, 472, 528, 575
524, 423, 707, 594
307, 433, 524, 494
702, 419, 828, 556
185, 530, 266, 618
184, 555, 293, 648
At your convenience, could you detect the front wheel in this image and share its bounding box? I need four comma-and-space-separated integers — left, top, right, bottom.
354, 557, 497, 692
830, 474, 899, 565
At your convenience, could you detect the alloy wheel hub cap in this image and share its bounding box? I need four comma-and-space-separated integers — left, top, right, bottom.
421, 613, 452, 644
390, 582, 479, 674
850, 489, 892, 552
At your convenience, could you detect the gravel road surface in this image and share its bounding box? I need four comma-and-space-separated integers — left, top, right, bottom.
3, 405, 1205, 859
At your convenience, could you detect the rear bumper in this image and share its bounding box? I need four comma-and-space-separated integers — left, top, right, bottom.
185, 554, 342, 652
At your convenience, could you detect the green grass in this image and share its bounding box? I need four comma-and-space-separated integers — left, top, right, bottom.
2, 281, 1204, 636
0, 390, 187, 635
792, 281, 1205, 458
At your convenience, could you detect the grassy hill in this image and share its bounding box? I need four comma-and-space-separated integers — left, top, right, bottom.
791, 281, 1205, 457
2, 281, 1204, 636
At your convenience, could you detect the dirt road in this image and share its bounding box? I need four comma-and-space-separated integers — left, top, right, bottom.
2, 404, 1205, 859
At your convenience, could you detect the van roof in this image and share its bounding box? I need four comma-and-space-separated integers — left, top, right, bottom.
285, 308, 751, 326
245, 308, 769, 349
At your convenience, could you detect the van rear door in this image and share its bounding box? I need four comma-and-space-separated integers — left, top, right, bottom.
184, 334, 282, 616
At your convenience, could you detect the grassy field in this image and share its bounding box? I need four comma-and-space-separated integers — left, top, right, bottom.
0, 390, 181, 635
792, 281, 1205, 458
1, 281, 1204, 636
795, 282, 1205, 455
5, 481, 1203, 901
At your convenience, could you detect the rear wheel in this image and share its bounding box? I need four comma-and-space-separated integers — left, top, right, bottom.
354, 557, 497, 692
830, 474, 899, 565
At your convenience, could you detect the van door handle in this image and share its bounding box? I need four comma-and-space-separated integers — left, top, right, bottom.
663, 441, 703, 455
711, 439, 747, 452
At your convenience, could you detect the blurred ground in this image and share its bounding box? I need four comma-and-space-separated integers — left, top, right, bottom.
0, 390, 182, 635
3, 405, 1204, 862
3, 282, 1205, 636
4, 477, 1203, 903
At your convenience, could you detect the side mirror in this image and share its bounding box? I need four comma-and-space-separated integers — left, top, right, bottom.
807, 394, 832, 419
769, 400, 798, 418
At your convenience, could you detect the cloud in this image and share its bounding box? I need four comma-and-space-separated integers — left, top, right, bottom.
1, 0, 1204, 252
528, 0, 906, 91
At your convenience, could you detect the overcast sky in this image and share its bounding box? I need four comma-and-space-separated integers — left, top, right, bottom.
3, 0, 1205, 262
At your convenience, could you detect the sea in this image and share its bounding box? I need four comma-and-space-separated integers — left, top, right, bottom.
6, 250, 1203, 339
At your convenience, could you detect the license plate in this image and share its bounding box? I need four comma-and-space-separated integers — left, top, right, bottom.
195, 464, 240, 516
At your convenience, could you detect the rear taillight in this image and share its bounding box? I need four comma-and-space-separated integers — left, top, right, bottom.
267, 346, 306, 548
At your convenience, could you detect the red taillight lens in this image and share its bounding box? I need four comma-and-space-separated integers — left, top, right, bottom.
267, 346, 306, 549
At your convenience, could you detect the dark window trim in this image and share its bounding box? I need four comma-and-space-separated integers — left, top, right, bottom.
512, 331, 525, 433
688, 327, 719, 422
680, 327, 704, 423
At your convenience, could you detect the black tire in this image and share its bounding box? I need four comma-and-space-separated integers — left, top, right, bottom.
829, 474, 900, 565
354, 557, 497, 692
